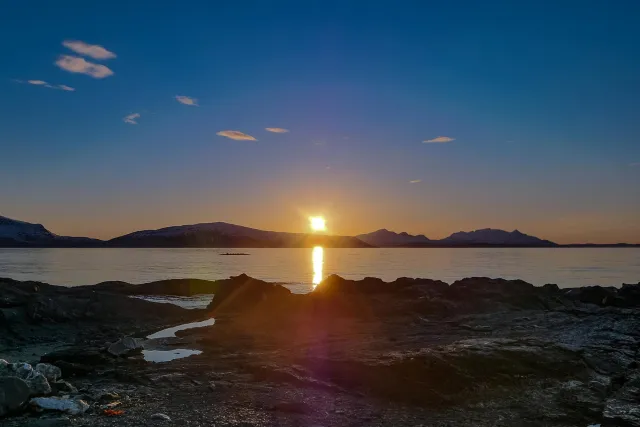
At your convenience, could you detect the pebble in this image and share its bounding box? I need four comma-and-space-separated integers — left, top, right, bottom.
151, 413, 172, 421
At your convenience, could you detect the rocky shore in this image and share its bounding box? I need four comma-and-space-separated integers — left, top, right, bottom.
2, 274, 640, 426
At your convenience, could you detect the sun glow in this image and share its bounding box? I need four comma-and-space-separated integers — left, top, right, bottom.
312, 246, 324, 288
309, 216, 326, 232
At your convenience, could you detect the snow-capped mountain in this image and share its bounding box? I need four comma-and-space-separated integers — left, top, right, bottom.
0, 215, 102, 247
356, 229, 431, 247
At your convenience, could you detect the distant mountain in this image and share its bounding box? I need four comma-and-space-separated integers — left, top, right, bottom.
0, 215, 103, 247
440, 228, 557, 246
108, 222, 372, 248
357, 229, 431, 247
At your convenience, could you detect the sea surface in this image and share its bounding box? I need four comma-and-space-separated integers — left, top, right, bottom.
0, 248, 638, 293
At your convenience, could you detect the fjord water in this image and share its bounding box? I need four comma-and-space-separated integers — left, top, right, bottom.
1, 248, 638, 293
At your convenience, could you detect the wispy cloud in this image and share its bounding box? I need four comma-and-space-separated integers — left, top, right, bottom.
216, 130, 257, 141
55, 55, 114, 79
423, 136, 455, 143
265, 127, 289, 133
630, 162, 640, 167
62, 40, 116, 60
175, 96, 198, 106
410, 179, 422, 184
123, 113, 140, 125
14, 79, 75, 91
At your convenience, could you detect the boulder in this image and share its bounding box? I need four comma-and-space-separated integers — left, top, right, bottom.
564, 286, 618, 306
207, 274, 291, 314
107, 337, 144, 357
0, 376, 31, 417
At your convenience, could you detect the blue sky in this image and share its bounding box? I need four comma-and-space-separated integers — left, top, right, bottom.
1, 1, 639, 243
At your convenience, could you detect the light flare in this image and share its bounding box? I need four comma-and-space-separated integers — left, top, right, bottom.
312, 246, 324, 288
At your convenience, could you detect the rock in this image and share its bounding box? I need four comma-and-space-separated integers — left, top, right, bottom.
108, 336, 144, 357
564, 286, 618, 306
0, 376, 31, 416
30, 396, 89, 415
51, 361, 93, 377
35, 364, 62, 382
0, 361, 52, 396
51, 380, 77, 395
208, 381, 216, 391
151, 413, 172, 421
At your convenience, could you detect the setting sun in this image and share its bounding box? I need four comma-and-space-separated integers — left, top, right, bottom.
309, 216, 326, 232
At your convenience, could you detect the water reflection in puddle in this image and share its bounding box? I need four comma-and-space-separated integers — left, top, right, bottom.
143, 349, 202, 363
147, 318, 216, 339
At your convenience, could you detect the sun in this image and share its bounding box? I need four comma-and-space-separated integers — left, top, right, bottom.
309, 216, 326, 232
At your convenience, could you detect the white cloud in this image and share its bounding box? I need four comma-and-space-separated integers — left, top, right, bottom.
410, 179, 422, 184
216, 130, 257, 141
423, 136, 455, 143
175, 95, 198, 106
123, 113, 140, 125
18, 79, 75, 91
265, 127, 289, 133
55, 55, 114, 78
62, 40, 116, 60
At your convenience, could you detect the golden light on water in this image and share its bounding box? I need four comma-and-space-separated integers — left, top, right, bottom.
309, 216, 326, 232
312, 246, 324, 288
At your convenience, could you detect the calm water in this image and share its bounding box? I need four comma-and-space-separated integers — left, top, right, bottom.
0, 248, 638, 293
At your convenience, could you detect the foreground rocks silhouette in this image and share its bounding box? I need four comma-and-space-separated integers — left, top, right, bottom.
2, 274, 640, 426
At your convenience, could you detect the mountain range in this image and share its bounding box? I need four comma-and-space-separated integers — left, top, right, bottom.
0, 215, 637, 248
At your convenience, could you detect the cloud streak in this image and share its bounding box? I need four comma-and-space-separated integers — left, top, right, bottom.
630, 162, 640, 167
123, 113, 140, 125
265, 127, 289, 133
55, 55, 114, 78
15, 79, 75, 91
423, 136, 455, 143
410, 179, 422, 184
62, 40, 116, 60
216, 130, 257, 141
175, 95, 198, 106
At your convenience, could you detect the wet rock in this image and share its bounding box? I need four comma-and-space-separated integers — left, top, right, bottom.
556, 380, 605, 416
564, 286, 618, 306
151, 413, 172, 421
30, 396, 89, 415
0, 376, 31, 416
108, 336, 144, 357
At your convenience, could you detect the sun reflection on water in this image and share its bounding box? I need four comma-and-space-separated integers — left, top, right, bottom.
312, 246, 324, 289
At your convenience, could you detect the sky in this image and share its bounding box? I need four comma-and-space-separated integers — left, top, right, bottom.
1, 1, 639, 244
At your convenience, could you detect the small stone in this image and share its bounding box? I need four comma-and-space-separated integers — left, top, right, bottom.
208, 381, 216, 391
151, 413, 172, 421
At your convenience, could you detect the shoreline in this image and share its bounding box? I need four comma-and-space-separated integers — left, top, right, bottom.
2, 274, 640, 426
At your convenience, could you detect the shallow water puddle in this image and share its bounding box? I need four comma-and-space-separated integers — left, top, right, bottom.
147, 318, 215, 339
131, 294, 214, 309
142, 349, 203, 363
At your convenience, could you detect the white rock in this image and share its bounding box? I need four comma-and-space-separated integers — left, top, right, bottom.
30, 397, 89, 415
151, 413, 171, 421
108, 336, 144, 357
